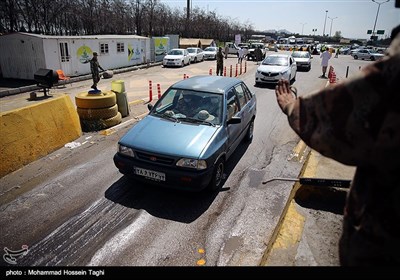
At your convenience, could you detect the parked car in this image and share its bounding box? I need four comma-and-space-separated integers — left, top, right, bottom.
163, 48, 191, 67
351, 49, 385, 61
203, 46, 218, 60
255, 54, 297, 85
113, 75, 257, 192
187, 47, 204, 63
338, 46, 351, 55
291, 51, 312, 71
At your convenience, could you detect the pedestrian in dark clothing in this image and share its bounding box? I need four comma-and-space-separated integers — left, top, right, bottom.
216, 47, 224, 76
275, 24, 400, 266
90, 52, 104, 90
335, 48, 339, 58
255, 46, 262, 65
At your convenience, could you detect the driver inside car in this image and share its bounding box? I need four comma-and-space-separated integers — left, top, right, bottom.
174, 93, 200, 117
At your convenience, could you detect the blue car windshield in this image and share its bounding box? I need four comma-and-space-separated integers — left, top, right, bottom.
151, 89, 223, 126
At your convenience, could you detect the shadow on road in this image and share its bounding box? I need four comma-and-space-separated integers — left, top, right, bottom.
294, 185, 347, 215
105, 140, 251, 223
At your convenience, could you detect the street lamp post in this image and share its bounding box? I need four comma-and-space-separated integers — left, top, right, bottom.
300, 22, 307, 35
371, 0, 390, 40
328, 16, 338, 37
312, 28, 317, 36
322, 10, 328, 36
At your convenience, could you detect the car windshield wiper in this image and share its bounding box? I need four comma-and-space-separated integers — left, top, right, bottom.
177, 116, 215, 126
153, 111, 179, 122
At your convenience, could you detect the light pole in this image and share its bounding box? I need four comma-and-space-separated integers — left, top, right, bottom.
328, 16, 338, 37
322, 10, 328, 36
312, 28, 317, 36
371, 0, 390, 40
300, 22, 307, 35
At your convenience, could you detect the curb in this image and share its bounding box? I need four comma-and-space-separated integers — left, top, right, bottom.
259, 141, 311, 265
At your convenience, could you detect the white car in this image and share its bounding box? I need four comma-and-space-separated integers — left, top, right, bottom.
163, 48, 191, 67
203, 46, 218, 60
187, 47, 204, 63
255, 54, 297, 85
291, 51, 311, 71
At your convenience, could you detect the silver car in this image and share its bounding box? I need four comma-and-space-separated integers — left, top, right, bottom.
203, 46, 218, 60
291, 51, 311, 71
187, 47, 204, 63
351, 49, 384, 61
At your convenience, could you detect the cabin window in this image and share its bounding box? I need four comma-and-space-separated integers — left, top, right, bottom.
59, 42, 70, 62
117, 42, 125, 53
100, 43, 109, 55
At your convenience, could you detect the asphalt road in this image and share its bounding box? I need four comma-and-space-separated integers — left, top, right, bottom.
0, 52, 370, 267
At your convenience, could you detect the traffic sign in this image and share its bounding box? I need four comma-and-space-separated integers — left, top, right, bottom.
367, 30, 372, 34
377, 30, 385, 35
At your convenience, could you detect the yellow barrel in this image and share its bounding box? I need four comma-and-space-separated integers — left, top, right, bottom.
111, 80, 126, 94
116, 91, 130, 117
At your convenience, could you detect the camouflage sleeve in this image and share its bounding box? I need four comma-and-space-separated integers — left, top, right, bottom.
286, 52, 400, 166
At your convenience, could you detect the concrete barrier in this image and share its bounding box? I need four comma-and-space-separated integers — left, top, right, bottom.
0, 94, 82, 178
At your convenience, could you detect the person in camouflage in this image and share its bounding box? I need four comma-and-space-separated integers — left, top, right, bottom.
216, 47, 224, 76
275, 25, 400, 266
90, 52, 104, 90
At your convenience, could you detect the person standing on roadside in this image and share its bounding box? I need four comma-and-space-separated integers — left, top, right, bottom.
224, 44, 229, 59
275, 24, 400, 266
255, 46, 262, 65
237, 47, 244, 64
319, 47, 331, 78
90, 52, 104, 90
216, 47, 224, 76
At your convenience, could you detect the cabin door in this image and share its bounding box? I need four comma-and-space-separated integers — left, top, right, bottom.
59, 41, 72, 75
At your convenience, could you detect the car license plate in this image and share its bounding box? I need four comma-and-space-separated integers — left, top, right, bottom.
134, 167, 166, 181
262, 77, 275, 81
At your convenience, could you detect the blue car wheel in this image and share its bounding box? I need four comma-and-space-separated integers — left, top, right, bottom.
208, 158, 225, 192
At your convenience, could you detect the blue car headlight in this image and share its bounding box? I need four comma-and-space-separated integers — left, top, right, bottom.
176, 158, 207, 170
118, 144, 135, 158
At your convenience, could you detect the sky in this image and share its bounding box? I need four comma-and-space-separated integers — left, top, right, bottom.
159, 0, 400, 39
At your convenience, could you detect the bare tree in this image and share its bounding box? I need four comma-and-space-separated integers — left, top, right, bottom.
0, 0, 255, 42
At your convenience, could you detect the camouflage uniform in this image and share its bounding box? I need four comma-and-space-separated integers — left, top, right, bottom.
216, 48, 224, 76
284, 29, 400, 266
90, 53, 104, 89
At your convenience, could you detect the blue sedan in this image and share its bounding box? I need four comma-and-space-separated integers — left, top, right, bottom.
113, 75, 257, 192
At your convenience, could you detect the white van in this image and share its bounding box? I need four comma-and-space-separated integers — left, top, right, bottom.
225, 42, 240, 55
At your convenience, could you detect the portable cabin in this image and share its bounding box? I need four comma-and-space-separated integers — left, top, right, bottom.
0, 32, 151, 80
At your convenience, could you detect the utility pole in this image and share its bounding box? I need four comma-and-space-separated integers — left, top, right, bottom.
300, 22, 307, 35
186, 0, 191, 37
322, 10, 328, 36
371, 0, 390, 41
187, 0, 190, 20
328, 17, 338, 37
